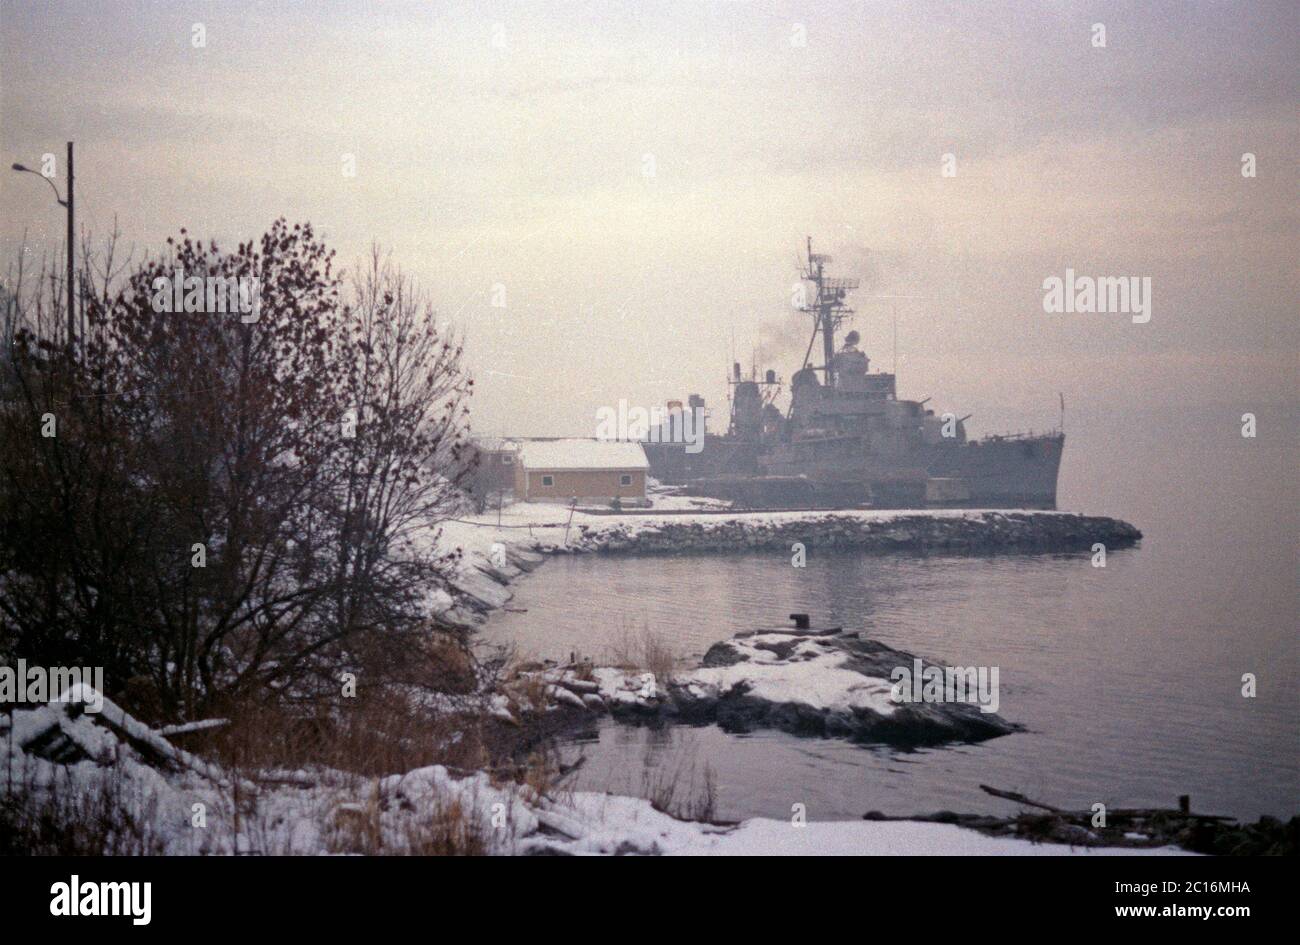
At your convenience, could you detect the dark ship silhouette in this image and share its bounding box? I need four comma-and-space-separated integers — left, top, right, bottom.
642, 239, 1064, 508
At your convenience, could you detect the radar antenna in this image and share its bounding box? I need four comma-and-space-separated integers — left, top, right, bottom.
798, 237, 859, 387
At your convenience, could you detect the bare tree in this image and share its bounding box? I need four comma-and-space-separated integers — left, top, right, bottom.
0, 222, 475, 719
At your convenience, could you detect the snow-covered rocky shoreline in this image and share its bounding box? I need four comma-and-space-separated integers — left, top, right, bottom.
0, 691, 1190, 856
520, 622, 1021, 746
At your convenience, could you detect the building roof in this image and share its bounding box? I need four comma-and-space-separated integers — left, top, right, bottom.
471, 436, 520, 453
517, 438, 649, 471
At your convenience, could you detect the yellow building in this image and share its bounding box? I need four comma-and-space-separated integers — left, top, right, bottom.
514, 439, 649, 505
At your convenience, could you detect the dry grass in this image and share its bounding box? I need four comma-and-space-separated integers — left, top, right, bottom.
0, 751, 166, 855
642, 758, 718, 823
424, 630, 480, 695
607, 625, 679, 682
504, 671, 551, 719
195, 689, 485, 779
518, 749, 557, 803
189, 630, 545, 781
321, 782, 489, 856
625, 736, 720, 824
399, 796, 488, 855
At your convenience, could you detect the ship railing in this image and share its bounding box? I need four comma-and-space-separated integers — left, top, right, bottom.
979, 430, 1063, 442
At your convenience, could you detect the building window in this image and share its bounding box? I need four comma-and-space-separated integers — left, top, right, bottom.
619, 474, 632, 486
502, 454, 513, 465
541, 474, 554, 487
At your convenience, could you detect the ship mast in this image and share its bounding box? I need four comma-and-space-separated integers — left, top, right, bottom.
798, 237, 859, 387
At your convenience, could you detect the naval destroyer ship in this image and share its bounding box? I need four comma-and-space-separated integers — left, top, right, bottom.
642, 240, 1064, 508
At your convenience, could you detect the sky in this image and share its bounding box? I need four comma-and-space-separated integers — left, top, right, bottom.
2, 0, 1296, 441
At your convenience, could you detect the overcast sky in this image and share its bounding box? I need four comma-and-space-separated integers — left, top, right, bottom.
2, 0, 1295, 439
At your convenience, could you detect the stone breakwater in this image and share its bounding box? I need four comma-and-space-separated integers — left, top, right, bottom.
550, 511, 1142, 557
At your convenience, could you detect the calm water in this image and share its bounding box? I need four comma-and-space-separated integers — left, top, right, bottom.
480, 409, 1299, 822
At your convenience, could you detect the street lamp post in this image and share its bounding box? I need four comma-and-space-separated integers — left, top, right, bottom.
11, 141, 75, 355
66, 142, 74, 354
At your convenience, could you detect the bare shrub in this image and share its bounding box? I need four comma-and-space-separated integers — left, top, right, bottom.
0, 226, 476, 718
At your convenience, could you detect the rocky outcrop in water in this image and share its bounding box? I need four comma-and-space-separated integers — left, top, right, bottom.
670, 627, 1021, 746
533, 624, 1022, 747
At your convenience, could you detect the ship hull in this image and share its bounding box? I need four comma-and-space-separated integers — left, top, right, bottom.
645, 432, 1064, 509
919, 433, 1064, 508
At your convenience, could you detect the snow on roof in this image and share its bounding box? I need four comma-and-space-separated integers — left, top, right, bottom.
472, 436, 519, 453
517, 438, 648, 471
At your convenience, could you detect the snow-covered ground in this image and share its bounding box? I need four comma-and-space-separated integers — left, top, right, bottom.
1, 691, 1192, 856
553, 794, 1193, 856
